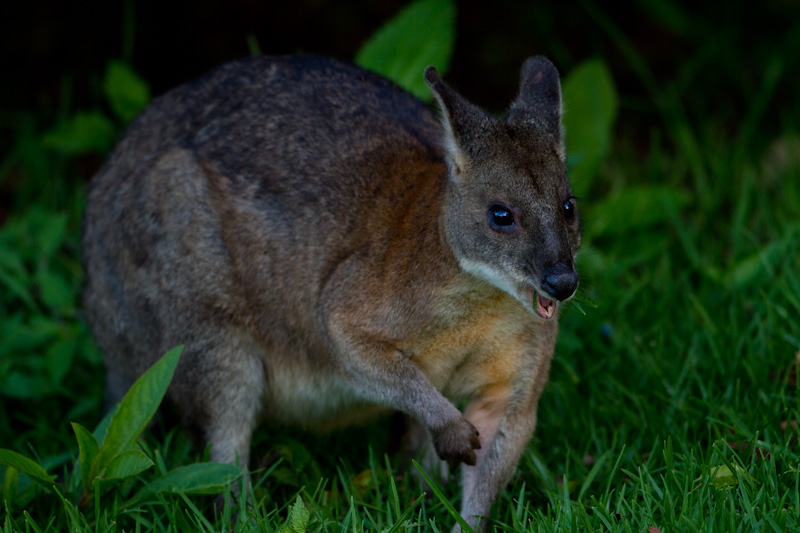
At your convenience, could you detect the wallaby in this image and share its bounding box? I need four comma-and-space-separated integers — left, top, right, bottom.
82, 54, 581, 531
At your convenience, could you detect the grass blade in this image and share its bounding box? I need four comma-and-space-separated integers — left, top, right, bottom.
412, 460, 474, 533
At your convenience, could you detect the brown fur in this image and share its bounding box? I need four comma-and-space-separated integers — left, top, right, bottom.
82, 55, 581, 531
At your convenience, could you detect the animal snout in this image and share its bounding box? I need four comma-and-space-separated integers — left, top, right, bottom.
541, 263, 579, 301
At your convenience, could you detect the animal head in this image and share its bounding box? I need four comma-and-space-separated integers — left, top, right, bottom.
426, 57, 581, 319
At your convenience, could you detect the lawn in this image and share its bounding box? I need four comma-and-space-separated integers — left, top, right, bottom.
2, 1, 799, 531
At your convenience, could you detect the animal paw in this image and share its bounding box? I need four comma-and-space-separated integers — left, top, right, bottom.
432, 417, 481, 469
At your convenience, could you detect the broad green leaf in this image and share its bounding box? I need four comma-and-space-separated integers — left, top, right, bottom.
104, 450, 153, 480
36, 267, 74, 313
355, 0, 455, 100
42, 111, 116, 155
27, 316, 66, 338
3, 466, 19, 504
585, 186, 690, 239
0, 245, 27, 278
104, 60, 151, 124
710, 464, 738, 489
350, 468, 378, 495
1, 372, 55, 399
44, 336, 77, 384
141, 462, 242, 495
93, 404, 117, 446
289, 495, 310, 533
34, 212, 67, 258
89, 346, 182, 480
0, 450, 56, 484
562, 59, 618, 190
0, 270, 35, 310
695, 463, 757, 491
0, 316, 64, 356
71, 423, 99, 490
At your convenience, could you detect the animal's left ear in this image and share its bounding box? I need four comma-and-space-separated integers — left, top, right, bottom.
506, 56, 562, 136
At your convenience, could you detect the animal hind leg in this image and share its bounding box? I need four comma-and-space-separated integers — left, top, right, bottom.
455, 390, 540, 532
171, 332, 266, 474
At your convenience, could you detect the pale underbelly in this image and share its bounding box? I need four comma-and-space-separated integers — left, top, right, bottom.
262, 363, 390, 430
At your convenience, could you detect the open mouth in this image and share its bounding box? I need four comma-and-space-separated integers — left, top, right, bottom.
527, 286, 556, 319
535, 292, 556, 319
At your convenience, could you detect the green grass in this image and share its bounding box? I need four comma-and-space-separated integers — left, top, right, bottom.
2, 1, 800, 531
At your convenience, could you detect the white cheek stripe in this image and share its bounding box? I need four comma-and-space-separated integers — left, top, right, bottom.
458, 257, 523, 303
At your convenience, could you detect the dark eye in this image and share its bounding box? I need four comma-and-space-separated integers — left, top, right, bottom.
488, 204, 516, 230
563, 197, 577, 221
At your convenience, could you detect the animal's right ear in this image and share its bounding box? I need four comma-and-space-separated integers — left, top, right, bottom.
425, 66, 492, 177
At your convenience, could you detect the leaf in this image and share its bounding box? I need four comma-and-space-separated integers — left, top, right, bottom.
355, 0, 455, 100
104, 60, 151, 124
1, 372, 55, 399
71, 423, 99, 490
42, 111, 116, 154
288, 495, 310, 533
36, 267, 74, 313
0, 316, 65, 357
141, 463, 242, 496
44, 336, 77, 384
350, 468, 377, 496
0, 449, 57, 484
698, 463, 757, 490
3, 466, 19, 505
104, 450, 154, 480
562, 59, 619, 190
0, 269, 36, 310
34, 212, 67, 258
709, 464, 738, 489
585, 186, 690, 239
93, 405, 117, 446
89, 346, 182, 480
0, 245, 27, 278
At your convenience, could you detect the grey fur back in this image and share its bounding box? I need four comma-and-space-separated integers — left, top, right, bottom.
84, 55, 443, 388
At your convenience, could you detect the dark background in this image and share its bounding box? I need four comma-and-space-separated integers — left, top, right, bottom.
3, 0, 799, 134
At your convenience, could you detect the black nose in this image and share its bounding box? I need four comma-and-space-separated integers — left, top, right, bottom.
542, 263, 579, 301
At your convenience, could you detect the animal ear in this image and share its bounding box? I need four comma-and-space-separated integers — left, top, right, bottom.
425, 66, 492, 175
507, 56, 562, 135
